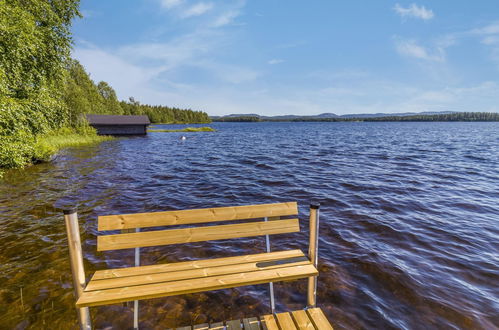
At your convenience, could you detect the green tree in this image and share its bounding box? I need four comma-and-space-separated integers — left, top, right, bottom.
97, 81, 123, 115
0, 0, 81, 168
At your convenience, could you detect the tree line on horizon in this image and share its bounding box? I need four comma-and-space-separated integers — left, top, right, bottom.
0, 0, 209, 169
213, 112, 499, 122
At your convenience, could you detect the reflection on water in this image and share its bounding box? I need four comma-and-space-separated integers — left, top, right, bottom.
1, 122, 498, 329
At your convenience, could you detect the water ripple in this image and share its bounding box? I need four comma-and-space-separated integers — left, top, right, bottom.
0, 122, 498, 329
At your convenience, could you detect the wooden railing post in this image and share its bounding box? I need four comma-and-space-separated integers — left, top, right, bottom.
134, 228, 140, 330
63, 208, 92, 330
264, 217, 276, 314
307, 202, 320, 308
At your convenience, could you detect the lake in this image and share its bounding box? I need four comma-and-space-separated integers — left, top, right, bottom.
0, 122, 498, 329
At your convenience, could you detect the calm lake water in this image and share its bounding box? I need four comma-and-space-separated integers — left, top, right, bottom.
0, 122, 498, 329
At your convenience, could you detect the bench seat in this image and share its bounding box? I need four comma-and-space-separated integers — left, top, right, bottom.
77, 249, 318, 308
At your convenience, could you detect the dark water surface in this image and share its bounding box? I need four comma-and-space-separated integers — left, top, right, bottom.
1, 122, 498, 329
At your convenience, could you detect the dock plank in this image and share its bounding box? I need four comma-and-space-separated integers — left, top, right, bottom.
261, 315, 279, 330
208, 322, 224, 329
243, 317, 260, 330
175, 308, 332, 330
226, 319, 241, 329
307, 308, 333, 330
276, 312, 297, 330
291, 310, 314, 329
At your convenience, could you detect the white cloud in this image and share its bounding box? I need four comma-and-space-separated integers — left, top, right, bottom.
393, 3, 434, 20
471, 22, 499, 36
73, 4, 499, 116
471, 22, 499, 46
268, 59, 284, 65
395, 39, 445, 62
180, 2, 213, 18
212, 10, 240, 27
469, 22, 499, 69
160, 0, 183, 10
73, 47, 168, 102
73, 42, 499, 115
160, 0, 245, 26
481, 36, 499, 46
118, 30, 219, 68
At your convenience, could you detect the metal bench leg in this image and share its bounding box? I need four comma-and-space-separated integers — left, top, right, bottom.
264, 217, 276, 314
307, 202, 320, 308
63, 209, 92, 330
134, 228, 140, 329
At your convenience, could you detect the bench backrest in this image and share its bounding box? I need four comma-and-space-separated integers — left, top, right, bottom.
97, 202, 299, 251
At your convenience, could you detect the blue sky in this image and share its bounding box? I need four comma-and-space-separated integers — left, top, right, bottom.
73, 1, 499, 116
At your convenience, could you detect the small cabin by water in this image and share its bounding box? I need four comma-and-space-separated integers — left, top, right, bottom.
86, 114, 150, 135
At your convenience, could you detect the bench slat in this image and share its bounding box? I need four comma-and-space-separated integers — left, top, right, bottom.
76, 264, 318, 307
97, 219, 299, 251
93, 249, 305, 280
87, 256, 309, 291
98, 202, 298, 230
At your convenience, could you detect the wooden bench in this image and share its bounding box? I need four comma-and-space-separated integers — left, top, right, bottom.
63, 202, 324, 329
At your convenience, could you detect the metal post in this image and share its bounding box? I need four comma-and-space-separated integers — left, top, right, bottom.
134, 228, 140, 330
63, 209, 92, 330
307, 202, 320, 308
264, 217, 276, 313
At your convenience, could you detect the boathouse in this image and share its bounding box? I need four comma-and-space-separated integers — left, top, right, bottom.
86, 114, 150, 135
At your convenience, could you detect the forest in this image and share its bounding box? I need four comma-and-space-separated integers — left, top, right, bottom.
0, 0, 209, 172
213, 112, 499, 122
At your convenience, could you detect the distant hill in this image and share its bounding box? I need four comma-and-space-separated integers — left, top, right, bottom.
211, 111, 499, 122
225, 113, 261, 117
211, 111, 456, 121
339, 111, 456, 118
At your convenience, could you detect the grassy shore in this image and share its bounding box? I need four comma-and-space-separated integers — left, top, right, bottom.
148, 126, 216, 132
34, 128, 114, 162
1, 127, 113, 178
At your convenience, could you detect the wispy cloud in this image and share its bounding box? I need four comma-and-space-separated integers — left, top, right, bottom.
393, 3, 434, 20
73, 40, 499, 115
471, 21, 499, 35
212, 10, 240, 27
160, 0, 183, 10
268, 59, 284, 65
180, 2, 213, 18
74, 2, 499, 116
395, 39, 445, 62
468, 22, 499, 69
159, 0, 245, 28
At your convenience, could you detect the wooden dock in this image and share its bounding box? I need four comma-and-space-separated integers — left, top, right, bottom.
170, 307, 333, 329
